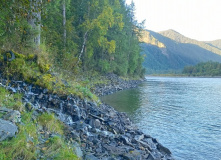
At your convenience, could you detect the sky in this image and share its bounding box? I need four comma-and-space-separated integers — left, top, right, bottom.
126, 0, 221, 41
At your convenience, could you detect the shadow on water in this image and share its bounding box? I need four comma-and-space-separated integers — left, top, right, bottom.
100, 86, 143, 117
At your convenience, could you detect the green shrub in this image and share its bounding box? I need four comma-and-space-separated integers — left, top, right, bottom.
42, 136, 79, 160
38, 113, 64, 135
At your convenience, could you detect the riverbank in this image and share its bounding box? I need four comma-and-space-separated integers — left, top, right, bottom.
0, 74, 174, 160
93, 73, 144, 96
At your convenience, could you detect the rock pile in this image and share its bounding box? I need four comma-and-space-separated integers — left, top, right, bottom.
0, 78, 174, 160
93, 73, 144, 96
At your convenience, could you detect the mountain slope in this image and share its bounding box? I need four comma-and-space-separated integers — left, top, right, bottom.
140, 30, 221, 74
205, 40, 221, 50
160, 29, 221, 55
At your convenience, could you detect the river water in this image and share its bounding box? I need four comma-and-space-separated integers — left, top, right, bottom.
101, 77, 221, 160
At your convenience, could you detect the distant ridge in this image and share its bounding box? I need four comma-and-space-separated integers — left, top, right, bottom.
140, 29, 221, 74
205, 40, 221, 50
159, 29, 221, 55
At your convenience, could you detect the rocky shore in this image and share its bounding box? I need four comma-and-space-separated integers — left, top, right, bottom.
93, 73, 144, 96
0, 76, 174, 160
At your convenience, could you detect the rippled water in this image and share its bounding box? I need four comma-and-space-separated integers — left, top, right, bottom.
101, 77, 221, 160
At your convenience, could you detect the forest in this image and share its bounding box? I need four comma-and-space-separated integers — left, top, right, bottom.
183, 61, 221, 76
0, 0, 145, 77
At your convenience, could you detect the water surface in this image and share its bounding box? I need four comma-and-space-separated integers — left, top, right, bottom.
101, 77, 221, 160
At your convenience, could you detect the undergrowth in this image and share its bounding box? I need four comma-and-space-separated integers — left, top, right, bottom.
42, 136, 79, 160
0, 87, 24, 112
0, 51, 99, 102
0, 112, 38, 160
38, 113, 64, 135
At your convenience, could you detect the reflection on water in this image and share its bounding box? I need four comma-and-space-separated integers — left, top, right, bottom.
101, 77, 221, 160
101, 89, 141, 117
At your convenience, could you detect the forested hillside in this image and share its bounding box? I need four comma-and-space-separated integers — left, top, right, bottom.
0, 0, 144, 77
183, 61, 221, 76
140, 30, 221, 74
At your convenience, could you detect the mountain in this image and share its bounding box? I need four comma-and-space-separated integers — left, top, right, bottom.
205, 40, 221, 50
160, 30, 221, 55
140, 29, 221, 74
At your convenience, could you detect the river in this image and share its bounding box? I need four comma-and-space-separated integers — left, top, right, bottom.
101, 77, 221, 160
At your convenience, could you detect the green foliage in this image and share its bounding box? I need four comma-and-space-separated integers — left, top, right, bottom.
42, 136, 79, 160
183, 61, 221, 76
0, 87, 24, 112
38, 113, 64, 135
0, 52, 98, 101
1, 0, 145, 78
40, 0, 144, 77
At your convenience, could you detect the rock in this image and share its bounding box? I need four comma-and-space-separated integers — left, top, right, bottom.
38, 93, 44, 99
85, 154, 99, 160
7, 86, 17, 93
135, 134, 144, 141
147, 153, 155, 160
94, 119, 101, 129
0, 119, 18, 141
3, 110, 21, 123
73, 142, 83, 158
43, 88, 48, 94
0, 107, 13, 113
157, 143, 172, 155
122, 150, 143, 160
119, 135, 131, 145
72, 105, 81, 121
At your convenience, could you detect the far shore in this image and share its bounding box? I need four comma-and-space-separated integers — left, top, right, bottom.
145, 74, 221, 78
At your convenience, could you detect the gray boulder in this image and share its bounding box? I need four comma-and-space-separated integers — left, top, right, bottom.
3, 110, 21, 123
0, 119, 18, 141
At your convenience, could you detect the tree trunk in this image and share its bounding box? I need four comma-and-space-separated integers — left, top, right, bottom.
28, 0, 41, 47
63, 0, 66, 47
75, 31, 88, 67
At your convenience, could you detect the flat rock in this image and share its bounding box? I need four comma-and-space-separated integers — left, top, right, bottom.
3, 110, 21, 123
0, 119, 18, 141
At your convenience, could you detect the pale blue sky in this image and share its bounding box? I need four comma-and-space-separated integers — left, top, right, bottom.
126, 0, 221, 41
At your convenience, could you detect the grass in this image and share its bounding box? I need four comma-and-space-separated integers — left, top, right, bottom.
42, 136, 79, 160
0, 112, 38, 160
37, 113, 64, 135
0, 51, 99, 102
0, 87, 24, 112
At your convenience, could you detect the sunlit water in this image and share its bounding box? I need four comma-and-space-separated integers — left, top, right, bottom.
101, 77, 221, 160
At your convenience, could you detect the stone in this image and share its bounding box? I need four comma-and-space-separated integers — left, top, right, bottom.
147, 153, 155, 160
3, 110, 21, 123
43, 88, 48, 94
73, 142, 83, 158
0, 107, 13, 113
85, 154, 99, 160
7, 86, 17, 93
120, 135, 131, 145
38, 93, 44, 99
135, 134, 144, 141
94, 119, 101, 129
0, 119, 18, 141
157, 143, 172, 155
72, 105, 81, 121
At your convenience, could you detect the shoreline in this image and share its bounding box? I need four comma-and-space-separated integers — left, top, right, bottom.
146, 74, 221, 78
93, 73, 145, 97
0, 76, 174, 160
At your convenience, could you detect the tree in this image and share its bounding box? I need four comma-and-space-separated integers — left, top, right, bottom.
27, 0, 42, 47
